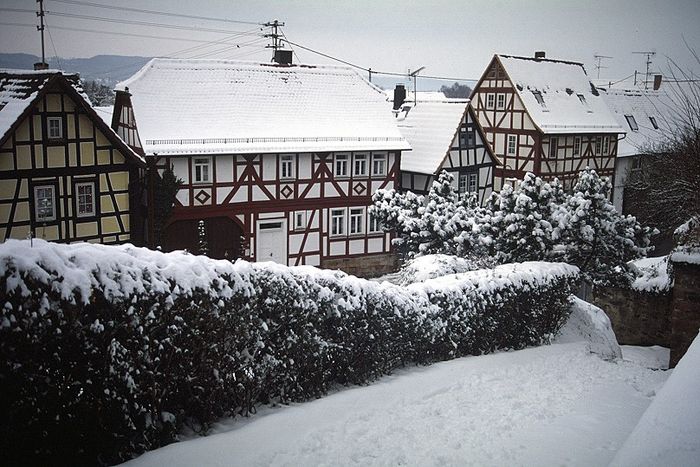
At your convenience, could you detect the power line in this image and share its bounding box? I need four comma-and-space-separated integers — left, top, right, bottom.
47, 0, 263, 25
45, 11, 260, 35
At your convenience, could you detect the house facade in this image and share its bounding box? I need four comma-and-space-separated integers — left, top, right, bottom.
0, 69, 146, 244
392, 95, 496, 205
471, 53, 624, 192
113, 58, 410, 276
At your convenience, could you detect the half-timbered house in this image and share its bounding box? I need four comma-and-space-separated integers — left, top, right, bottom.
392, 96, 496, 205
471, 53, 624, 192
113, 58, 410, 276
0, 69, 146, 244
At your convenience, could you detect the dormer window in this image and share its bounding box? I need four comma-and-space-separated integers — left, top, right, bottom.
649, 116, 659, 129
532, 90, 545, 106
625, 115, 639, 131
577, 94, 587, 104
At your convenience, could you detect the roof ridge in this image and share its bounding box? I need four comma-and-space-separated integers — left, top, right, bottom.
499, 54, 584, 68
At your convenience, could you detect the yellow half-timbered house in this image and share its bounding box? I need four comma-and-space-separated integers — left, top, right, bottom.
0, 69, 146, 244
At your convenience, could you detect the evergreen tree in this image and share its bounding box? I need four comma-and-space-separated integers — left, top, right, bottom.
152, 165, 183, 247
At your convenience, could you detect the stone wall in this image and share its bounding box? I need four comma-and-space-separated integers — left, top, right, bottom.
670, 259, 700, 367
592, 287, 672, 347
322, 252, 399, 278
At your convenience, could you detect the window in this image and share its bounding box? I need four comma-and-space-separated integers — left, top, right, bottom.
548, 137, 558, 158
293, 211, 306, 231
372, 153, 386, 176
497, 93, 505, 109
458, 173, 468, 194
349, 208, 364, 235
459, 130, 468, 148
34, 185, 56, 222
47, 117, 63, 139
595, 136, 602, 155
649, 116, 659, 129
532, 90, 545, 106
75, 182, 95, 217
577, 94, 587, 104
334, 154, 348, 178
459, 173, 477, 193
573, 137, 581, 156
280, 154, 295, 179
194, 157, 211, 183
486, 93, 495, 109
507, 135, 517, 155
625, 115, 639, 131
330, 208, 346, 236
468, 173, 477, 193
353, 153, 368, 176
602, 136, 610, 154
368, 212, 383, 233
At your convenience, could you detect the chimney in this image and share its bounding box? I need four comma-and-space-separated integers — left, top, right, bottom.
33, 61, 49, 70
273, 50, 293, 65
653, 74, 663, 90
393, 84, 406, 110
534, 51, 546, 60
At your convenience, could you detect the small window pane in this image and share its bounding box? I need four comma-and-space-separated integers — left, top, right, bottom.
549, 137, 558, 158
573, 137, 581, 156
47, 117, 62, 139
353, 154, 367, 176
349, 208, 364, 234
34, 185, 56, 221
281, 155, 294, 179
331, 209, 345, 236
372, 154, 386, 176
625, 115, 639, 131
335, 154, 348, 177
507, 135, 517, 155
76, 182, 95, 217
649, 116, 659, 129
194, 157, 210, 183
497, 94, 505, 109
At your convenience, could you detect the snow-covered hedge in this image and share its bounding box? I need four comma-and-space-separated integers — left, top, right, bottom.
0, 240, 579, 465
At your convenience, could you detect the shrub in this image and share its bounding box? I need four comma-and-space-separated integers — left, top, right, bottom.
0, 240, 578, 465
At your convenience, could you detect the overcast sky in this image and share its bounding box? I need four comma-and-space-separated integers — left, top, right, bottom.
1, 0, 699, 87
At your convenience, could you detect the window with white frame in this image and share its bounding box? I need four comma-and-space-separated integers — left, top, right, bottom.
458, 173, 468, 194
573, 136, 581, 156
486, 93, 495, 109
47, 117, 63, 139
330, 208, 346, 236
193, 157, 211, 183
595, 136, 602, 155
368, 212, 383, 233
459, 173, 478, 193
334, 154, 348, 178
353, 153, 368, 176
496, 93, 505, 109
507, 135, 517, 155
34, 185, 56, 222
294, 211, 306, 231
372, 153, 386, 176
602, 136, 610, 154
548, 137, 558, 158
468, 173, 477, 193
349, 208, 364, 235
280, 154, 295, 179
75, 182, 95, 217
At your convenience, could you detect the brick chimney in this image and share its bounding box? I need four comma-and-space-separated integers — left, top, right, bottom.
653, 74, 663, 90
33, 62, 49, 70
535, 51, 546, 60
273, 50, 293, 65
393, 84, 406, 110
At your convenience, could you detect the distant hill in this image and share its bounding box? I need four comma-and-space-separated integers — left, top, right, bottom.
0, 53, 152, 86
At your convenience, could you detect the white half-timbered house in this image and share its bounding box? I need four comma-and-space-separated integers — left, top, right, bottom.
113, 58, 410, 276
392, 97, 496, 205
471, 53, 624, 192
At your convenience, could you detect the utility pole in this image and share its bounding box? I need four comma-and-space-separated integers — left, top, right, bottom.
368, 67, 372, 83
36, 0, 46, 66
409, 66, 426, 105
633, 51, 656, 89
263, 19, 285, 60
593, 54, 613, 79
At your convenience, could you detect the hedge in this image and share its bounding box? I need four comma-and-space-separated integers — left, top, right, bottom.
0, 240, 579, 465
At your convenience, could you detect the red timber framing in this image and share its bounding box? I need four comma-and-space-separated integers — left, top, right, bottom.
471, 56, 620, 193
0, 72, 146, 244
151, 149, 401, 267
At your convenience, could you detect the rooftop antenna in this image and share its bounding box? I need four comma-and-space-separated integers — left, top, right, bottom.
35, 0, 48, 69
263, 19, 285, 60
409, 66, 426, 105
593, 54, 613, 79
633, 51, 656, 89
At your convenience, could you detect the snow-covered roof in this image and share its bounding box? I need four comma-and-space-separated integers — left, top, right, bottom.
0, 69, 84, 143
395, 99, 469, 174
497, 55, 624, 134
385, 89, 448, 103
117, 58, 411, 155
599, 88, 677, 157
93, 105, 113, 127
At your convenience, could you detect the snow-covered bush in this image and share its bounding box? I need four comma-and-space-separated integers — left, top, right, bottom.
0, 240, 578, 465
397, 254, 495, 285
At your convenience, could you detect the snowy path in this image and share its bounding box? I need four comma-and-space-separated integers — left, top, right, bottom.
123, 342, 668, 467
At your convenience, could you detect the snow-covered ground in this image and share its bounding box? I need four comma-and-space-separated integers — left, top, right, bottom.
122, 340, 668, 467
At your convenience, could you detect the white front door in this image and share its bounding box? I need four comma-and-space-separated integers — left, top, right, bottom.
256, 219, 287, 264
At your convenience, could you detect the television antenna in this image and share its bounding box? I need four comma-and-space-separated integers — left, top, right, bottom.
633, 51, 656, 89
593, 54, 613, 79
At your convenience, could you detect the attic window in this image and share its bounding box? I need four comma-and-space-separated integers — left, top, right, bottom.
577, 94, 587, 104
47, 117, 63, 139
649, 116, 659, 129
532, 90, 545, 106
625, 115, 639, 132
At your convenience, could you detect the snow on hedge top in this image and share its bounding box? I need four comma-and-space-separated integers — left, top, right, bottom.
630, 256, 671, 293
498, 55, 623, 134
116, 58, 410, 155
0, 69, 85, 143
600, 88, 676, 157
395, 100, 469, 174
